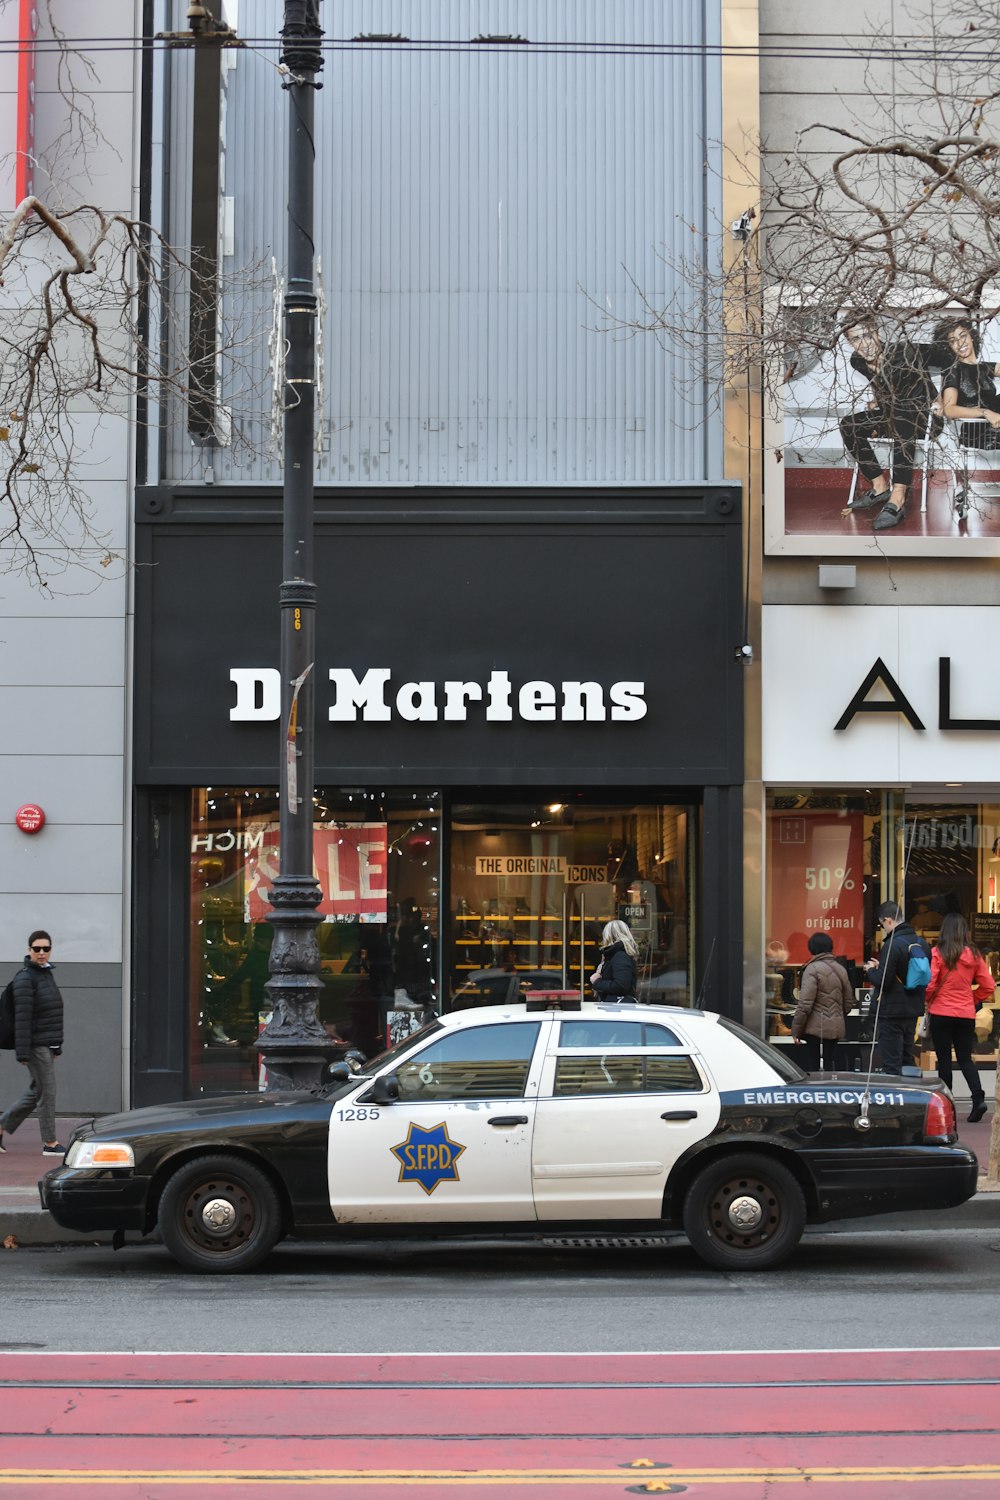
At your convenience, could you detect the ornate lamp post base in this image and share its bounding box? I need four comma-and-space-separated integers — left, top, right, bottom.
257, 872, 335, 1092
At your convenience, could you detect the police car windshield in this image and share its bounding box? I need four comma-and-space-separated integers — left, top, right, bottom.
353, 1020, 443, 1076
717, 1017, 808, 1083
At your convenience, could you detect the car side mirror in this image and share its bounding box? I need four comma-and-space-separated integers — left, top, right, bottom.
369, 1073, 399, 1105
326, 1061, 353, 1084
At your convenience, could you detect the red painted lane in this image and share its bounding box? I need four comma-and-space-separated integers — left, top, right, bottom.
2, 1375, 998, 1437
1, 1351, 999, 1498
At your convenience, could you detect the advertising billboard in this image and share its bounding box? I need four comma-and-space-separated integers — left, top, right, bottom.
765, 309, 1000, 555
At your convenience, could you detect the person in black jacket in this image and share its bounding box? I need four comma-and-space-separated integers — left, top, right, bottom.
0, 930, 65, 1156
839, 319, 937, 532
863, 901, 928, 1076
590, 920, 639, 1002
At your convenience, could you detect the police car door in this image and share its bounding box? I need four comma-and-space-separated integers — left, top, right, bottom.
531, 1014, 718, 1220
329, 1017, 552, 1223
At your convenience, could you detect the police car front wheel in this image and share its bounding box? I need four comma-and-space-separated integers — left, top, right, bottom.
682, 1153, 806, 1271
157, 1153, 284, 1273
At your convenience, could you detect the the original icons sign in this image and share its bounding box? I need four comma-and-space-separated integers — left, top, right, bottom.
14, 804, 45, 834
390, 1121, 467, 1194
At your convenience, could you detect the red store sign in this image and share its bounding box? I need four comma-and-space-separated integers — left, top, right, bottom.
768, 811, 865, 965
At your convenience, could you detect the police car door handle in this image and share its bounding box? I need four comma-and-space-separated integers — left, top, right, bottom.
660, 1109, 698, 1121
488, 1115, 529, 1127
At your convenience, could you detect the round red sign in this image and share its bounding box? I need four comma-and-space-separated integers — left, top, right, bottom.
15, 804, 45, 834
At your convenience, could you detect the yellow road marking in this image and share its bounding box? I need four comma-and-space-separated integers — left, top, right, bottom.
1, 1466, 1000, 1486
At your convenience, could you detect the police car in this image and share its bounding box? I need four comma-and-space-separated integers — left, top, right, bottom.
40, 998, 977, 1274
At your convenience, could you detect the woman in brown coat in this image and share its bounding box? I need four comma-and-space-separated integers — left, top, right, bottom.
791, 931, 855, 1072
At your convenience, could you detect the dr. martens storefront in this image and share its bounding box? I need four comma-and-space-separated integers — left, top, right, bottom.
132, 487, 744, 1104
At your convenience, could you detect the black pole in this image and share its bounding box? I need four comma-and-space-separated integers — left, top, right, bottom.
256, 0, 331, 1091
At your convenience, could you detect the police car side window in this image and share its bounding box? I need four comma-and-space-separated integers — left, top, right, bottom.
559, 1020, 683, 1048
554, 1053, 702, 1096
395, 1021, 541, 1101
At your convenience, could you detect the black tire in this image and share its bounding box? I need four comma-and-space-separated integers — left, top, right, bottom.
682, 1153, 806, 1271
157, 1153, 284, 1273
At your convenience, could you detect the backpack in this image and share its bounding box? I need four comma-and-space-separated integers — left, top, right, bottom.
0, 978, 15, 1050
905, 942, 931, 990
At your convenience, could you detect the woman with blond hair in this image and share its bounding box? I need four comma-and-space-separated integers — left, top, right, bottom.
590, 920, 639, 1003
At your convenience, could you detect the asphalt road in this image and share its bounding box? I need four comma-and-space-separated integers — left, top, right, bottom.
3, 1225, 1000, 1355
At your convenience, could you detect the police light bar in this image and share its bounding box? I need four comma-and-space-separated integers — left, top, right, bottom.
525, 991, 583, 1011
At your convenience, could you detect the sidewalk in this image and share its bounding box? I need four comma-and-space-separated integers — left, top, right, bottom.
1, 1108, 999, 1249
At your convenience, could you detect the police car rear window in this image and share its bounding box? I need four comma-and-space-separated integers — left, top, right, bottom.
717, 1016, 808, 1082
558, 1020, 683, 1048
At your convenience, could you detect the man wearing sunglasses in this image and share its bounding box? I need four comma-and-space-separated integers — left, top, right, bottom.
0, 931, 65, 1157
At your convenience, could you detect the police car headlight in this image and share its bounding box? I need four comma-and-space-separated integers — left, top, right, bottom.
64, 1140, 135, 1169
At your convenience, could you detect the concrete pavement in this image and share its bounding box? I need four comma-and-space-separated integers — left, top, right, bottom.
2, 1104, 998, 1249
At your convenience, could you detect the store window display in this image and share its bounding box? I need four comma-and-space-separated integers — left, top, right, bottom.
766, 791, 1000, 1090
189, 788, 440, 1095
448, 800, 695, 1009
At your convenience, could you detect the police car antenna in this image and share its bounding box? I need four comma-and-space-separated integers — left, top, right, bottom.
856, 817, 919, 1131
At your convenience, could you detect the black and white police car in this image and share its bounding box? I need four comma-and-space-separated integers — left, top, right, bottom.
40, 997, 977, 1273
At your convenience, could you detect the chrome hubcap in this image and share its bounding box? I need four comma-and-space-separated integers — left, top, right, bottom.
201, 1197, 238, 1234
727, 1194, 764, 1231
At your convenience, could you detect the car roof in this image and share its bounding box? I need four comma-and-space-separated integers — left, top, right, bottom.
439, 1000, 712, 1031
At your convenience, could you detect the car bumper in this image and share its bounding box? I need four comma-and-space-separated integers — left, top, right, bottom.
805, 1145, 979, 1221
39, 1168, 152, 1233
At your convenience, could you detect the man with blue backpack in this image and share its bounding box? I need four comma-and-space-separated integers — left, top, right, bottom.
863, 900, 931, 1076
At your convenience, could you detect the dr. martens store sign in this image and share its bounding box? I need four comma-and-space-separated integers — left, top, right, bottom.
134, 487, 744, 787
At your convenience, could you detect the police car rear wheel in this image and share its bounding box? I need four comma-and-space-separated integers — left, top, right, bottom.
682, 1153, 805, 1271
158, 1153, 283, 1273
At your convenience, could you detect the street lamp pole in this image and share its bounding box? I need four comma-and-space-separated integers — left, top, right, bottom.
256, 0, 330, 1091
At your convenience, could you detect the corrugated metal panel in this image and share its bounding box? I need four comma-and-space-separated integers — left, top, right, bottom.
162, 0, 723, 485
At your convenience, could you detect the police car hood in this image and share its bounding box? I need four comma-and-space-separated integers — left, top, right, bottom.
76, 1090, 334, 1139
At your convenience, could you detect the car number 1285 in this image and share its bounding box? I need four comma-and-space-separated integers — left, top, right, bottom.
336, 1107, 381, 1121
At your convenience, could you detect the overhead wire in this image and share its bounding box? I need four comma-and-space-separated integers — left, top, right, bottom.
0, 35, 999, 64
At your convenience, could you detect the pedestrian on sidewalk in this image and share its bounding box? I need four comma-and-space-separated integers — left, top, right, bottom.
0, 931, 65, 1157
863, 900, 929, 1075
590, 920, 639, 1002
790, 931, 854, 1071
925, 912, 994, 1124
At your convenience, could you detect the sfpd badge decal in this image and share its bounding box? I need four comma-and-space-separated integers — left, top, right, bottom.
390, 1121, 466, 1195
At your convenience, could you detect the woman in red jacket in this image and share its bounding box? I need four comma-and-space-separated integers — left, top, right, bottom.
924, 912, 994, 1123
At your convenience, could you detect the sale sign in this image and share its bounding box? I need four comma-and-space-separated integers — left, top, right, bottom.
245, 822, 388, 923
767, 811, 865, 965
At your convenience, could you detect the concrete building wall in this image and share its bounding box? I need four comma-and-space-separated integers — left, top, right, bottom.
162, 0, 727, 488
0, 1, 140, 1114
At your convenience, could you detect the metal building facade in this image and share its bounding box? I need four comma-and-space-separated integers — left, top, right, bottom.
159, 0, 725, 487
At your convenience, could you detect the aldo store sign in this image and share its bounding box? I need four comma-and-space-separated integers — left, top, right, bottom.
134, 489, 744, 786
763, 605, 1000, 784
